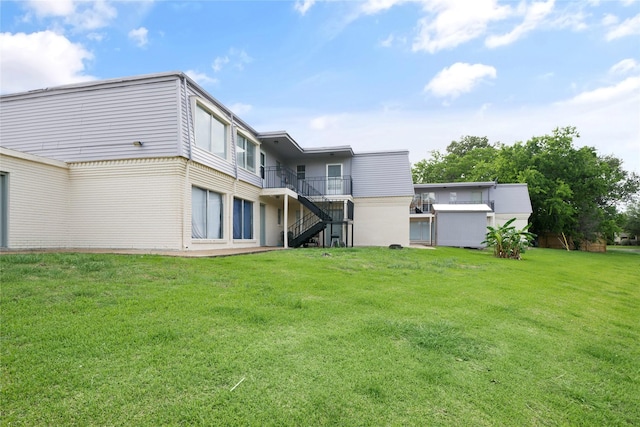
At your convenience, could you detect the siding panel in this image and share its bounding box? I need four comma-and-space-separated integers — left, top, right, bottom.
67, 158, 186, 249
1, 79, 180, 162
0, 150, 69, 249
352, 152, 414, 198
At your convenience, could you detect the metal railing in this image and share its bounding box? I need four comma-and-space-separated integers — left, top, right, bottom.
264, 166, 352, 196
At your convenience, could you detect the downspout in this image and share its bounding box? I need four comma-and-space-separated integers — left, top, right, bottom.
182, 75, 192, 250
231, 114, 238, 181
183, 76, 192, 161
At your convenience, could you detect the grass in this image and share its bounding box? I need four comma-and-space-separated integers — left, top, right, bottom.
1, 247, 639, 426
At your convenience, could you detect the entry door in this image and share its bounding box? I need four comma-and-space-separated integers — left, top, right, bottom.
327, 164, 342, 195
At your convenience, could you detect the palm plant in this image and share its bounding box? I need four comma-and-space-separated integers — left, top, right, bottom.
483, 218, 536, 259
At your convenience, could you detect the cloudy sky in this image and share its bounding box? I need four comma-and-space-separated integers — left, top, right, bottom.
1, 0, 639, 173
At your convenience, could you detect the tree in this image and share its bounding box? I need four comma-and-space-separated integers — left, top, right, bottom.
412, 136, 498, 183
623, 200, 640, 238
412, 127, 640, 245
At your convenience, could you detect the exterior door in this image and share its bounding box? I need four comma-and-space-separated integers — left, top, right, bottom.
327, 164, 342, 195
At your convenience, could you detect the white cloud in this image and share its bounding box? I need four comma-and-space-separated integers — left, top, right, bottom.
212, 48, 253, 73
609, 58, 640, 75
485, 0, 555, 48
360, 0, 409, 15
0, 31, 94, 94
26, 0, 75, 17
212, 56, 229, 72
294, 0, 316, 16
412, 0, 512, 53
425, 62, 497, 99
556, 76, 640, 107
605, 13, 640, 40
22, 0, 118, 31
128, 27, 148, 47
229, 48, 253, 71
185, 70, 218, 86
128, 27, 149, 47
380, 34, 395, 47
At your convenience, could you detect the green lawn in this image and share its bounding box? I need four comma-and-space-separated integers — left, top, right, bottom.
1, 247, 639, 426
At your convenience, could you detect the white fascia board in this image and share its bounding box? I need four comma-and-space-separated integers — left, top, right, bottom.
432, 203, 493, 212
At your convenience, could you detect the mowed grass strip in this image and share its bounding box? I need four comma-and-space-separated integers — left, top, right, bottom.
1, 247, 638, 426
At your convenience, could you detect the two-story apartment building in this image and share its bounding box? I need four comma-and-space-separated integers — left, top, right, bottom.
410, 182, 532, 248
0, 72, 414, 251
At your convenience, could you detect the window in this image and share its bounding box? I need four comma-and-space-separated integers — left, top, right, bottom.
277, 208, 282, 225
192, 187, 223, 239
195, 103, 227, 159
236, 134, 256, 172
449, 192, 457, 203
276, 161, 282, 177
260, 152, 266, 179
297, 165, 306, 180
233, 198, 253, 239
471, 191, 482, 203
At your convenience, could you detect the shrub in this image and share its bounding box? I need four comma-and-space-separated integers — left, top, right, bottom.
483, 218, 536, 260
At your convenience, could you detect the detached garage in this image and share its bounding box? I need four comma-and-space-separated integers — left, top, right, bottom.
432, 204, 493, 248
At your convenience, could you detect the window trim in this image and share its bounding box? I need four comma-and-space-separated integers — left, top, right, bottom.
235, 129, 259, 173
191, 186, 224, 240
233, 197, 254, 240
192, 97, 231, 160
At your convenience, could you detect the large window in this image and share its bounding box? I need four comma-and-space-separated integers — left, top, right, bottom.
233, 198, 253, 239
192, 187, 223, 239
195, 103, 227, 159
236, 134, 256, 172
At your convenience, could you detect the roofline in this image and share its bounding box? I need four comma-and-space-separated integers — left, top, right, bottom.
414, 181, 497, 189
0, 71, 184, 99
354, 150, 410, 156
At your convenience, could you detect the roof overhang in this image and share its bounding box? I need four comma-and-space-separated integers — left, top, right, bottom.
432, 204, 493, 212
257, 131, 353, 160
415, 182, 496, 190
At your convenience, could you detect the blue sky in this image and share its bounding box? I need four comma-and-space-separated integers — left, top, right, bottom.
1, 0, 639, 174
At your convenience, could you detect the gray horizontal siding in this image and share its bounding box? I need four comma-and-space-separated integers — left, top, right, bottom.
436, 211, 487, 248
1, 79, 181, 162
352, 151, 414, 198
493, 184, 532, 214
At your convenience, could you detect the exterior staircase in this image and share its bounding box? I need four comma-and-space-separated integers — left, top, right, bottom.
264, 165, 340, 248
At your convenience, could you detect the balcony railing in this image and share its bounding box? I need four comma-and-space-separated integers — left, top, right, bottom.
411, 200, 495, 214
264, 166, 352, 196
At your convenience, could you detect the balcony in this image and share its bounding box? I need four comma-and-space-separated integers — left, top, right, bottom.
264, 166, 352, 196
411, 200, 495, 214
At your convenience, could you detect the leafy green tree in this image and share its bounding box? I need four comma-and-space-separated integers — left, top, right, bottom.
412, 136, 498, 183
623, 200, 640, 238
